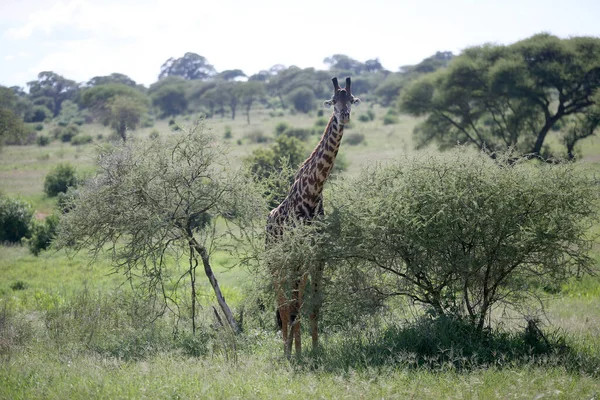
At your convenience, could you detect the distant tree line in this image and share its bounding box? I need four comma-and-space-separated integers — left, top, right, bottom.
0, 33, 598, 156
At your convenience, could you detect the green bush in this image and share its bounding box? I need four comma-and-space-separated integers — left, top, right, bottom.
314, 117, 328, 128
345, 133, 366, 146
27, 214, 59, 256
325, 150, 599, 331
36, 135, 51, 146
367, 109, 376, 121
71, 134, 93, 145
29, 105, 52, 123
44, 163, 78, 197
383, 114, 399, 125
358, 114, 371, 122
287, 87, 316, 113
0, 195, 33, 243
34, 123, 44, 131
51, 123, 80, 142
224, 126, 232, 139
279, 127, 314, 141
245, 130, 270, 143
73, 117, 86, 126
274, 122, 289, 136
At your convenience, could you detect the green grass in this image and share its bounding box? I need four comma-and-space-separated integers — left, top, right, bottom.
1, 352, 598, 399
1, 104, 599, 398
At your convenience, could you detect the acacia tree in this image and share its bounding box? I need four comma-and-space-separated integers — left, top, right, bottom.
240, 81, 266, 124
109, 95, 147, 141
159, 53, 216, 81
323, 149, 598, 332
27, 71, 79, 117
57, 121, 263, 334
400, 34, 600, 158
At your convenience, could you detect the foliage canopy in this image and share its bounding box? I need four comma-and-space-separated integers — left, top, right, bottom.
401, 34, 600, 158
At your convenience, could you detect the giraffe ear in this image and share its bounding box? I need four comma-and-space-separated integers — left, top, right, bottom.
323, 100, 333, 108
352, 97, 361, 106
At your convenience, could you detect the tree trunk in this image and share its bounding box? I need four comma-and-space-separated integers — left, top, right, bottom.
531, 115, 560, 157
189, 236, 240, 333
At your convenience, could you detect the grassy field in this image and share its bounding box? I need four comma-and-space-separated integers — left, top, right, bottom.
1, 104, 599, 398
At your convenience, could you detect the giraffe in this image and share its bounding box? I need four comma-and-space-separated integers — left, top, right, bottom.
266, 77, 360, 358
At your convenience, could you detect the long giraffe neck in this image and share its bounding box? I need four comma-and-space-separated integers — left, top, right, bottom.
294, 113, 344, 205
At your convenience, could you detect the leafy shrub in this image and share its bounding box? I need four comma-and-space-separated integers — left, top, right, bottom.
44, 163, 78, 197
314, 117, 328, 128
287, 87, 316, 113
345, 133, 366, 146
367, 109, 376, 121
34, 124, 44, 131
224, 126, 232, 139
36, 135, 51, 146
72, 117, 86, 126
27, 214, 59, 256
10, 281, 27, 291
0, 195, 33, 242
29, 105, 52, 123
245, 135, 307, 206
317, 109, 324, 117
71, 134, 93, 145
245, 129, 270, 143
51, 123, 80, 142
383, 114, 399, 125
274, 122, 289, 136
358, 114, 371, 122
57, 120, 69, 127
279, 127, 314, 141
269, 110, 285, 117
325, 150, 599, 331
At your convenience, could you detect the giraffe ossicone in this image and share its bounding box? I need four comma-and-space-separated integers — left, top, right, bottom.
266, 76, 360, 358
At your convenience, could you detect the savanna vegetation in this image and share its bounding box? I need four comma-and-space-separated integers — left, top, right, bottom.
1, 33, 600, 398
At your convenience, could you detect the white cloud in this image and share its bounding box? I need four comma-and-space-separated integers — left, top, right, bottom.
6, 0, 85, 39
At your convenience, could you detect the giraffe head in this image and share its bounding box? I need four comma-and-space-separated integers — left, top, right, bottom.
323, 77, 361, 124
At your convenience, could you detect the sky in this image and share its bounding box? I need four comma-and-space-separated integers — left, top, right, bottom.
1, 0, 599, 89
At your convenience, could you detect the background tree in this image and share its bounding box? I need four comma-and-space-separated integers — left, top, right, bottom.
57, 121, 263, 334
0, 195, 33, 243
27, 71, 79, 117
245, 135, 307, 207
80, 83, 148, 125
149, 78, 188, 118
374, 74, 405, 106
239, 81, 266, 124
87, 73, 138, 88
400, 51, 454, 75
202, 87, 228, 118
109, 95, 147, 141
0, 86, 26, 148
287, 87, 316, 113
44, 163, 78, 197
159, 52, 216, 81
400, 34, 600, 158
217, 69, 247, 82
323, 54, 365, 75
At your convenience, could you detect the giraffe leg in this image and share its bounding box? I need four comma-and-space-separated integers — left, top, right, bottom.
292, 272, 308, 357
310, 262, 324, 353
275, 278, 292, 359
280, 304, 292, 359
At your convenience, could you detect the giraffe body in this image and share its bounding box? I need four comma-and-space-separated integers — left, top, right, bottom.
266, 77, 360, 358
